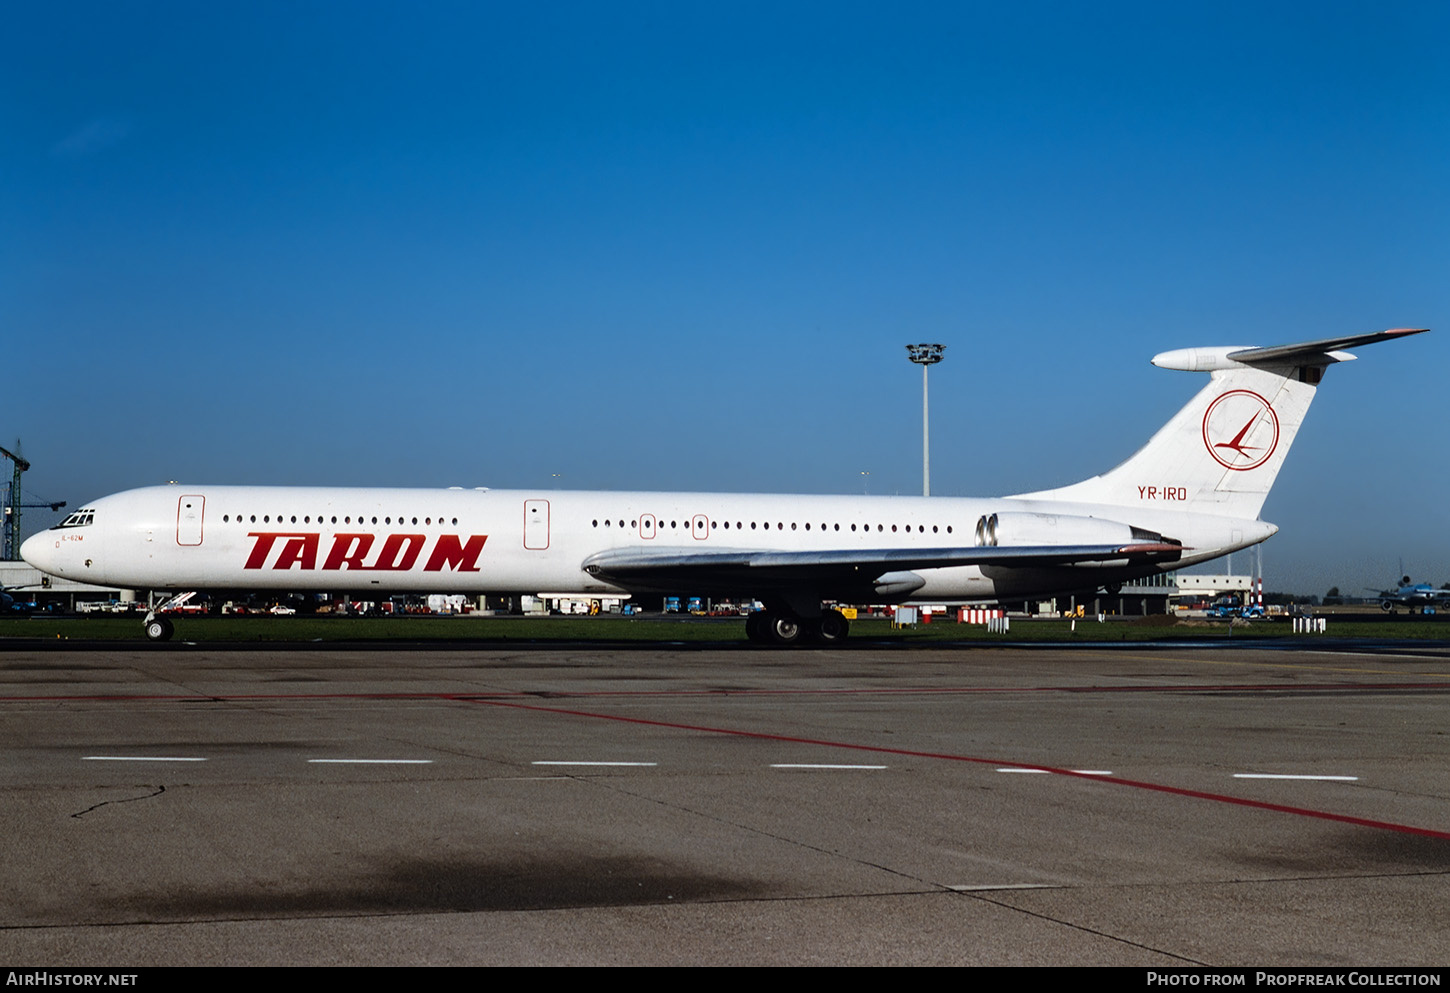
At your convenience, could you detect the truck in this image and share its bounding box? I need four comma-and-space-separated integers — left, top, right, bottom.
1206, 596, 1243, 619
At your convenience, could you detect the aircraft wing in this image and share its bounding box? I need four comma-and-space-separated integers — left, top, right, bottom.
582, 541, 1183, 595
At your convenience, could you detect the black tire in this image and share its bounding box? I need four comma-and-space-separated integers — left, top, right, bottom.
744, 612, 765, 643
815, 609, 850, 644
765, 613, 803, 646
144, 617, 174, 642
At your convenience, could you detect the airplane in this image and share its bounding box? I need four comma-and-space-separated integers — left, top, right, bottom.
1368, 577, 1450, 614
21, 327, 1426, 645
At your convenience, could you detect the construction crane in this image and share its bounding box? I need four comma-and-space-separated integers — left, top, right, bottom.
1, 442, 65, 562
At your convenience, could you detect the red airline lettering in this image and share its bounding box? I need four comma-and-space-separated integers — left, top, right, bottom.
423, 534, 487, 572
369, 534, 425, 571
246, 532, 312, 570
322, 533, 375, 571
273, 533, 319, 570
245, 532, 490, 572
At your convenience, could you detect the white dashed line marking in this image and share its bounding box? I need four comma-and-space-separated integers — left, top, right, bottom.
770, 764, 887, 770
947, 883, 1061, 892
307, 759, 434, 764
531, 761, 658, 767
83, 756, 207, 762
996, 768, 1113, 775
1234, 774, 1359, 781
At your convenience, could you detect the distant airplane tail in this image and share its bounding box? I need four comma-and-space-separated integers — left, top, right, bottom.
1012, 329, 1426, 520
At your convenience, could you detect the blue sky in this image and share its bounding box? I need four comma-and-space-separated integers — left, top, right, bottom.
5, 1, 1446, 595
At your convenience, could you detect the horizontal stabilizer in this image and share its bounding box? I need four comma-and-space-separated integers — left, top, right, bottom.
1227, 327, 1427, 365
1152, 328, 1427, 372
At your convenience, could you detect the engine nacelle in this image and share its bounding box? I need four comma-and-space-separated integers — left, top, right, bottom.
975, 512, 1167, 548
873, 571, 926, 598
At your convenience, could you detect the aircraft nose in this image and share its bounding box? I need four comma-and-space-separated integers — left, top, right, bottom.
20, 531, 58, 575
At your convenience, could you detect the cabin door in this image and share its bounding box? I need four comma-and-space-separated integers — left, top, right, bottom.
523, 499, 550, 550
177, 495, 205, 546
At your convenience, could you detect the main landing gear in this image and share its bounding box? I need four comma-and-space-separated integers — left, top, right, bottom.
744, 608, 850, 647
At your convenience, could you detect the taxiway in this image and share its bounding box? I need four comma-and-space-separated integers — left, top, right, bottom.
2, 639, 1448, 965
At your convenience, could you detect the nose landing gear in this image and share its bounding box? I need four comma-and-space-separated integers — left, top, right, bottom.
143, 592, 197, 642
143, 614, 174, 642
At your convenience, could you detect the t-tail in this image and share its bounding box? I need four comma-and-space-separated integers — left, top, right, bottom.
1013, 328, 1427, 520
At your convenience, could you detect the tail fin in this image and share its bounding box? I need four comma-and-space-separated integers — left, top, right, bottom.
1012, 328, 1426, 519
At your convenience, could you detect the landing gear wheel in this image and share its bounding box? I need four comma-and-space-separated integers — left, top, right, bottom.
815, 609, 850, 644
764, 613, 804, 646
744, 612, 766, 643
144, 616, 174, 642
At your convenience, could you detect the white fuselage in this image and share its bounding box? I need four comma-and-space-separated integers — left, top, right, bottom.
21, 484, 1273, 602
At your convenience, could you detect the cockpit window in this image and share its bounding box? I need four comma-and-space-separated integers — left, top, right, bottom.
53, 509, 96, 529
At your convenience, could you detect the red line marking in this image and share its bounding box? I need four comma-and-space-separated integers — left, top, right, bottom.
466, 697, 1450, 842
9, 684, 1450, 840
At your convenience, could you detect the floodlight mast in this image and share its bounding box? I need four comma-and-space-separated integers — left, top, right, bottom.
905, 344, 944, 496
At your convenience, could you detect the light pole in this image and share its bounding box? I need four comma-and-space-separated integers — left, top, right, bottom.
906, 343, 945, 496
